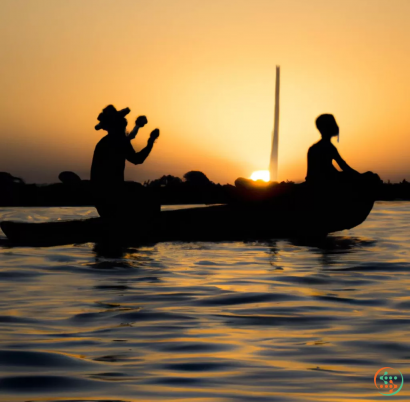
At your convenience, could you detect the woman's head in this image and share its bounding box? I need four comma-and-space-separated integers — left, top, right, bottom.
315, 114, 339, 139
95, 105, 130, 133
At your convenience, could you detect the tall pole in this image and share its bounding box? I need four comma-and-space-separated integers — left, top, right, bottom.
269, 65, 280, 182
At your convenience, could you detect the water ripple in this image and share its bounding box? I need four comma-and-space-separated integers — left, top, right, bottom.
0, 203, 410, 401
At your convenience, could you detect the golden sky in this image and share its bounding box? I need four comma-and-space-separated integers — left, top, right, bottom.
1, 0, 410, 184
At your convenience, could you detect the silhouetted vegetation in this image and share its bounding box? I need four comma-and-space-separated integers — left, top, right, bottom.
0, 171, 410, 207
377, 179, 410, 200
0, 172, 93, 206
143, 171, 235, 204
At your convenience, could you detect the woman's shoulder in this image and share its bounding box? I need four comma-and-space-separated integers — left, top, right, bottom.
308, 140, 322, 152
329, 142, 339, 153
319, 140, 337, 152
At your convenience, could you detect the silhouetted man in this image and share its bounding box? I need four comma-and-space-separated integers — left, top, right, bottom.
91, 105, 159, 218
306, 114, 359, 184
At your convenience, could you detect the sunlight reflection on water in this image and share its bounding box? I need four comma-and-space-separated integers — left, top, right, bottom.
0, 202, 409, 401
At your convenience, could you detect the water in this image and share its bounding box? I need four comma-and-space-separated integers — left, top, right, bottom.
0, 202, 409, 402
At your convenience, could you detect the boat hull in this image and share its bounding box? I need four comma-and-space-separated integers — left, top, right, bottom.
1, 196, 374, 246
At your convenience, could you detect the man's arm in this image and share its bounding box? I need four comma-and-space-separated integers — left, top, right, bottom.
333, 147, 359, 175
126, 129, 160, 165
127, 125, 140, 141
127, 115, 148, 141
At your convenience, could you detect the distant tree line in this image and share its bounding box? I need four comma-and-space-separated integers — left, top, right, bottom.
0, 170, 235, 206
143, 171, 235, 204
376, 179, 410, 200
1, 170, 410, 207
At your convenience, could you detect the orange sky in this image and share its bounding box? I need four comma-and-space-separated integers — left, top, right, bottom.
1, 0, 410, 184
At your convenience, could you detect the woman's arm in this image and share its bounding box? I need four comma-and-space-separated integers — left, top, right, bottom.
333, 147, 359, 175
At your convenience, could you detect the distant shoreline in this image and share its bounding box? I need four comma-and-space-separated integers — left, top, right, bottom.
2, 171, 410, 207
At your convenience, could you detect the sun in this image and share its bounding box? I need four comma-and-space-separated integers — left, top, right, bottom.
250, 170, 270, 182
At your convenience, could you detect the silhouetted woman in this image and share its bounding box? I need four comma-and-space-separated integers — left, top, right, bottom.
305, 112, 382, 208
306, 114, 360, 184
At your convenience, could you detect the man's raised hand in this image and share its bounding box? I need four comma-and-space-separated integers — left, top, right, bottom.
128, 116, 148, 140
149, 129, 160, 144
136, 115, 148, 128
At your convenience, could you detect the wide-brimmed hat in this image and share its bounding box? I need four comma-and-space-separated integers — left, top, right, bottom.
95, 105, 130, 130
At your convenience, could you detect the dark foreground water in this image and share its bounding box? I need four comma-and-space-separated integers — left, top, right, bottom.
0, 202, 409, 402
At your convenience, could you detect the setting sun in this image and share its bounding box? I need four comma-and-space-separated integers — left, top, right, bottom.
250, 170, 270, 182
